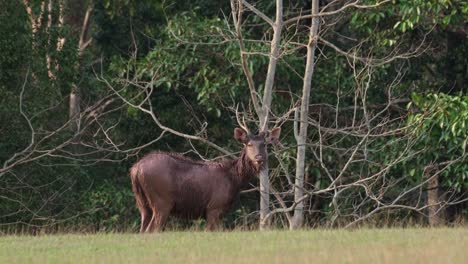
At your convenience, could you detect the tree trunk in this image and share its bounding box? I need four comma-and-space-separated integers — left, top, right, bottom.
64, 1, 93, 134
69, 85, 80, 133
427, 170, 441, 227
291, 0, 319, 230
259, 0, 283, 230
259, 165, 270, 229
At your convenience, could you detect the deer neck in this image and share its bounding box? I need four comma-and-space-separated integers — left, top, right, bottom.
231, 149, 258, 187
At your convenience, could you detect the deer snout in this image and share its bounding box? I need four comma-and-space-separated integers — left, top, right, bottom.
254, 155, 264, 164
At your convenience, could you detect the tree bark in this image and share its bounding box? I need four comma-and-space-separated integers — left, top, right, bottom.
291, 0, 319, 230
232, 0, 286, 229
259, 0, 283, 230
427, 168, 441, 227
69, 85, 80, 132
64, 0, 93, 134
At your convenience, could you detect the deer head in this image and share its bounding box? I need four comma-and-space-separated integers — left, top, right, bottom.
234, 127, 281, 171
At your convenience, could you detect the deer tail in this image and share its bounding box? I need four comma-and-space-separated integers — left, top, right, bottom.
130, 164, 148, 211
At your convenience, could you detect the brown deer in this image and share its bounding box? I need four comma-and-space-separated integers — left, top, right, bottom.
129, 122, 280, 232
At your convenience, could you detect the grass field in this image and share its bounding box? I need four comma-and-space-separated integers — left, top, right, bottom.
0, 228, 466, 263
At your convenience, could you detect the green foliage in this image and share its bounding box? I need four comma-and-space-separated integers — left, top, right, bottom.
0, 0, 32, 161
94, 0, 164, 57
136, 11, 265, 114
394, 0, 468, 31
80, 180, 137, 231
350, 0, 468, 95
406, 93, 467, 191
0, 0, 31, 84
352, 0, 468, 34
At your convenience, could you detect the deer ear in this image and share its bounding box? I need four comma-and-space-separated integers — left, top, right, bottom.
234, 128, 248, 143
266, 127, 281, 144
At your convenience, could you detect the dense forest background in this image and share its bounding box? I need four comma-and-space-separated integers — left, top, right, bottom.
0, 0, 466, 233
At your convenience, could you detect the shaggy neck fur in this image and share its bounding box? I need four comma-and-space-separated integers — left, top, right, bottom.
227, 148, 259, 187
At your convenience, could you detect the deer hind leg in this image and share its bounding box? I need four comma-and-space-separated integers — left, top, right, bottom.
133, 184, 153, 233
146, 200, 173, 233
206, 209, 224, 231
139, 204, 152, 233
146, 212, 166, 233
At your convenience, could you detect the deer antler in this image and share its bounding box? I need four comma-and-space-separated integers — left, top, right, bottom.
235, 105, 251, 135
260, 108, 269, 133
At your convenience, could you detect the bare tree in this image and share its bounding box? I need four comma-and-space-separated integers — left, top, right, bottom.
259, 64, 466, 228
426, 164, 442, 226
290, 0, 319, 230
230, 0, 398, 229
228, 0, 463, 230
231, 0, 285, 229
66, 0, 94, 133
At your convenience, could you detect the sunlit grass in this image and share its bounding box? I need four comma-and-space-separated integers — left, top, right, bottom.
0, 228, 466, 263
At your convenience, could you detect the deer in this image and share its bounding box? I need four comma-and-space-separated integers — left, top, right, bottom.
129, 116, 281, 232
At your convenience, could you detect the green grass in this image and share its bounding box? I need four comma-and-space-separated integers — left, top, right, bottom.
0, 228, 466, 263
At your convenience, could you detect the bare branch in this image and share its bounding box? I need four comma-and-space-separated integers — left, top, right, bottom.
230, 0, 263, 118
260, 0, 283, 130
78, 1, 94, 57
241, 0, 274, 26
284, 0, 391, 26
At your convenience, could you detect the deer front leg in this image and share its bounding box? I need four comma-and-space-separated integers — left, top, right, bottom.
206, 209, 223, 231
